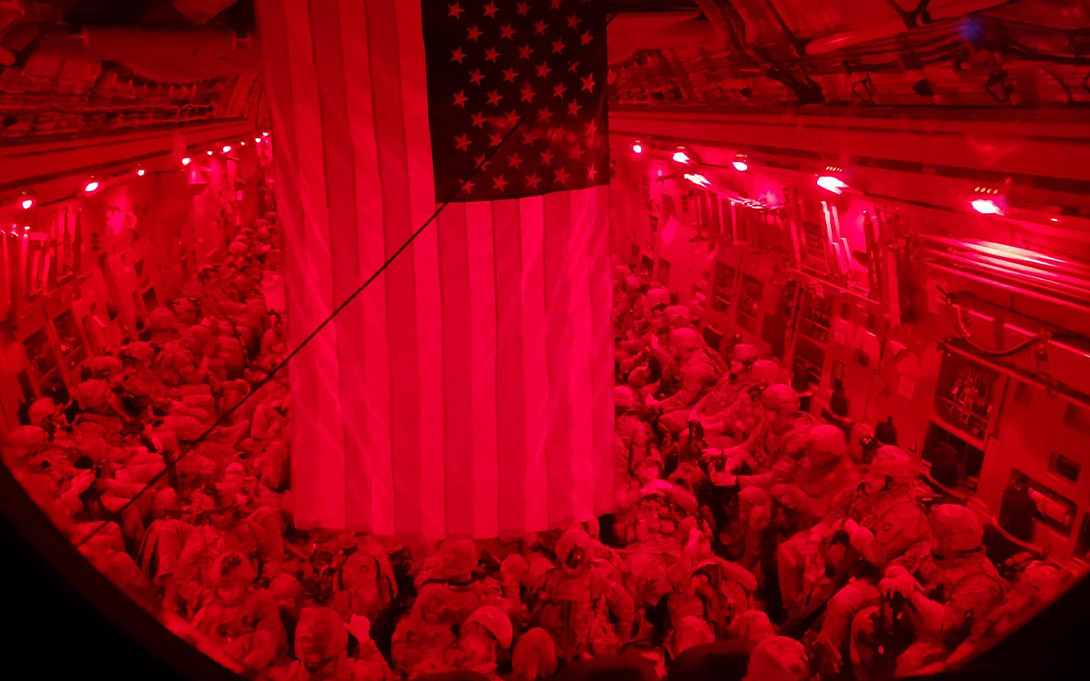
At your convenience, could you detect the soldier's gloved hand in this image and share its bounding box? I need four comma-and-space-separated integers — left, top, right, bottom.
641, 479, 672, 495
701, 448, 724, 462
842, 519, 867, 547
68, 470, 96, 496
880, 573, 918, 599
770, 484, 802, 508
713, 472, 737, 488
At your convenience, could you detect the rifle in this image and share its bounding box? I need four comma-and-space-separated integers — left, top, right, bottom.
855, 592, 914, 679
780, 529, 866, 638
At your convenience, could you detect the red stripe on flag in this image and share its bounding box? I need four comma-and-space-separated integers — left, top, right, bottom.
309, 0, 364, 529
257, 0, 321, 526
338, 0, 388, 532
397, 0, 445, 540
586, 186, 615, 514
467, 202, 499, 538
285, 0, 347, 527
493, 198, 526, 538
519, 195, 550, 533
567, 187, 596, 523
543, 191, 574, 526
367, 0, 422, 538
438, 204, 475, 537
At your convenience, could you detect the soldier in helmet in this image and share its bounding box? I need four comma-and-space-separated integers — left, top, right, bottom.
285, 606, 393, 681
650, 328, 721, 434
28, 397, 68, 433
798, 447, 930, 674
511, 628, 558, 681
411, 539, 506, 623
666, 556, 758, 640
427, 605, 513, 680
614, 385, 650, 480
391, 583, 459, 676
744, 635, 810, 681
706, 384, 816, 479
189, 551, 285, 674
767, 424, 862, 529
615, 452, 698, 547
850, 504, 1008, 677
530, 528, 635, 660
332, 540, 398, 622
697, 359, 781, 449
689, 346, 760, 425
940, 561, 1066, 670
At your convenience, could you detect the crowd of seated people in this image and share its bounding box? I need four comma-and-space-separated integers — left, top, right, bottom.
0, 217, 1073, 681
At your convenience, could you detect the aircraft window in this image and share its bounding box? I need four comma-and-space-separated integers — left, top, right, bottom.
142, 287, 159, 312
1009, 468, 1078, 538
935, 354, 1000, 441
713, 261, 735, 291
1049, 452, 1081, 484
53, 310, 86, 367
1077, 514, 1090, 558
23, 328, 57, 381
923, 422, 986, 493
702, 326, 722, 352
656, 259, 671, 286
736, 274, 762, 332
1062, 403, 1090, 438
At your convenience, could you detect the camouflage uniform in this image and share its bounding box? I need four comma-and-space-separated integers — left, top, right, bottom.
530, 529, 635, 660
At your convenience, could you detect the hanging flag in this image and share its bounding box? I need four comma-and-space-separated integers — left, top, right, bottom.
256, 0, 613, 538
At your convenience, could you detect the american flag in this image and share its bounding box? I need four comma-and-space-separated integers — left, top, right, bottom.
422, 0, 609, 202
256, 0, 613, 538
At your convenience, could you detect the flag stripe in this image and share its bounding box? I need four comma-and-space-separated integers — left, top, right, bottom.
568, 186, 595, 524
351, 0, 394, 535
258, 0, 320, 526
368, 0, 422, 538
286, 0, 345, 527
397, 0, 445, 540
493, 198, 525, 538
519, 195, 550, 533
438, 203, 475, 537
467, 202, 499, 539
310, 0, 360, 529
337, 0, 377, 531
543, 190, 574, 526
587, 186, 615, 514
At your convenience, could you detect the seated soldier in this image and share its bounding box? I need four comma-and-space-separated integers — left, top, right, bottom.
705, 384, 816, 480
850, 504, 1009, 678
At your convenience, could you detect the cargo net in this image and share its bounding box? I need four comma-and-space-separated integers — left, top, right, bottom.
1, 215, 1075, 681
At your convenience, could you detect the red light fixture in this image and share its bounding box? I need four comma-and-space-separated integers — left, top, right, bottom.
19, 192, 34, 210
84, 179, 100, 194
207, 150, 214, 156
970, 187, 1004, 216
136, 168, 146, 177
684, 173, 711, 188
971, 198, 1003, 216
732, 153, 749, 172
262, 131, 269, 137
182, 156, 192, 166
817, 166, 848, 195
254, 137, 262, 144
222, 145, 233, 153
816, 176, 847, 194
632, 140, 643, 155
672, 148, 691, 165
